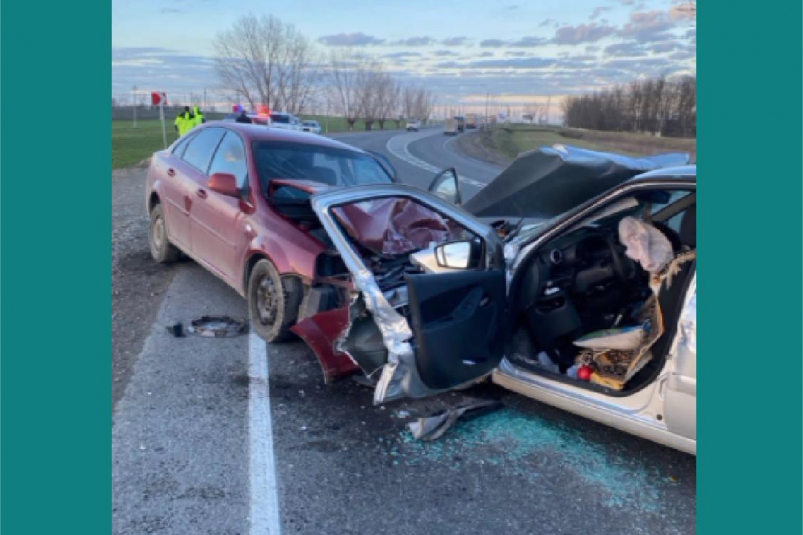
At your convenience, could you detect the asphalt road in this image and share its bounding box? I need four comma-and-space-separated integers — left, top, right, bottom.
112, 127, 696, 535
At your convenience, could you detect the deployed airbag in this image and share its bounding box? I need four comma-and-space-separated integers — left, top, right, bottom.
618, 216, 674, 273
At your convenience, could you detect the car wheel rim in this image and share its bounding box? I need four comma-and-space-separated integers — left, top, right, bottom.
256, 276, 278, 326
152, 216, 165, 250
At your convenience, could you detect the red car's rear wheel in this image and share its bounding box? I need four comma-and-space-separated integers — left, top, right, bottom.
148, 204, 180, 263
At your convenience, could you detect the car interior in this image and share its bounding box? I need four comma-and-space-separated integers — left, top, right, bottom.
295, 186, 696, 397
507, 189, 697, 395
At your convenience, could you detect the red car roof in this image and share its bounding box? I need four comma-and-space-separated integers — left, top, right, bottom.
210, 122, 364, 153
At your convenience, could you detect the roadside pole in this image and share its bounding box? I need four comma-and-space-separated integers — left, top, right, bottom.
132, 85, 138, 129
159, 102, 167, 149
152, 91, 168, 149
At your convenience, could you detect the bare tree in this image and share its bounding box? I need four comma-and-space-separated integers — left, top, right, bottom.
326, 49, 363, 130
213, 14, 318, 114
562, 75, 696, 138
375, 73, 400, 130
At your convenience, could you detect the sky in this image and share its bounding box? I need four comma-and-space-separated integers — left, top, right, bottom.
112, 0, 696, 114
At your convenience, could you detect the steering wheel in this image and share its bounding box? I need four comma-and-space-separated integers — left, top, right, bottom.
606, 234, 637, 283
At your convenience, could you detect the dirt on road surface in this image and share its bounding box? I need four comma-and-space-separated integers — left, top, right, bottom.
112, 164, 180, 409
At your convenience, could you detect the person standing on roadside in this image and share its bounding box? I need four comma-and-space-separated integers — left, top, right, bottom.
193, 105, 205, 127
174, 106, 195, 136
235, 109, 252, 124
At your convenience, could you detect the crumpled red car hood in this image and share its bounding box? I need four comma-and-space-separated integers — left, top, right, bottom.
333, 197, 460, 256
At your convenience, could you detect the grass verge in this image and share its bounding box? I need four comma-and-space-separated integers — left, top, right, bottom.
477, 125, 696, 164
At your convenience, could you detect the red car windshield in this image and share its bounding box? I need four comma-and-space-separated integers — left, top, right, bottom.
252, 141, 393, 191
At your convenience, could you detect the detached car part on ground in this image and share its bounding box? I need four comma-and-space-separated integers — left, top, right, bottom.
146, 127, 696, 454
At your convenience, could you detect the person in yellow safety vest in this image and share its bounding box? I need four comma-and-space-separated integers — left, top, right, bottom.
174, 106, 195, 136
193, 105, 206, 127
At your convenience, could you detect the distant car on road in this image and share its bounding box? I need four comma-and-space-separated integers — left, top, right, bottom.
301, 120, 322, 134
270, 111, 302, 131
444, 118, 458, 135
406, 119, 421, 132
465, 113, 479, 129
455, 115, 466, 132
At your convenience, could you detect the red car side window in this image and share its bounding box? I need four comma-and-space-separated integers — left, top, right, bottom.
182, 129, 226, 174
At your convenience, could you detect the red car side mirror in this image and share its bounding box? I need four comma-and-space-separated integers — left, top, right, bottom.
208, 173, 240, 198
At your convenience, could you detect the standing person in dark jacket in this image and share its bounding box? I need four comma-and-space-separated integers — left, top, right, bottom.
235, 109, 252, 124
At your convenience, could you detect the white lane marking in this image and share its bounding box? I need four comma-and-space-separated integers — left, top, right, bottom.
385, 132, 486, 189
248, 333, 282, 535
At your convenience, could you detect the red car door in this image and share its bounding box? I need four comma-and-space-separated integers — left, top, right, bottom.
189, 131, 251, 286
159, 134, 198, 251
172, 128, 226, 258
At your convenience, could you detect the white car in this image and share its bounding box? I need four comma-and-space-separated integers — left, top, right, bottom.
302, 120, 322, 134
296, 146, 697, 455
270, 112, 303, 131
406, 119, 421, 132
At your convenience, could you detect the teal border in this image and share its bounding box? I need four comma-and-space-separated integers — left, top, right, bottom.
1, 0, 111, 533
699, 1, 802, 533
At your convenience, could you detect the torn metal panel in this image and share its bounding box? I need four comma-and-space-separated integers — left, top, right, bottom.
407, 399, 503, 441
290, 306, 360, 382
310, 185, 504, 404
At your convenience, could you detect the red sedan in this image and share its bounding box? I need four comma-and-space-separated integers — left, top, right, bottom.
145, 123, 396, 345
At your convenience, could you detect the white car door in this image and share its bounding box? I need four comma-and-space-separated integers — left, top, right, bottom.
663, 275, 696, 440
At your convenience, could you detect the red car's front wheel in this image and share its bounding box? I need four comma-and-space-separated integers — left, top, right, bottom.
247, 259, 302, 343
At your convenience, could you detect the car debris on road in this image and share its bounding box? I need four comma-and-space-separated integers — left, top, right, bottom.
407, 398, 503, 441
187, 315, 248, 338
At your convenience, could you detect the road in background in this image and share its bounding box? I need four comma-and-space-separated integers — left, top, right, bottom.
112, 128, 696, 535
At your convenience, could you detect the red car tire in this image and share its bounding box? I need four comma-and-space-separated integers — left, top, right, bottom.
148, 204, 181, 264
247, 259, 302, 343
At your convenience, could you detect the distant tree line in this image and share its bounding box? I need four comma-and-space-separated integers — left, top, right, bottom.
562, 75, 696, 138
212, 14, 435, 130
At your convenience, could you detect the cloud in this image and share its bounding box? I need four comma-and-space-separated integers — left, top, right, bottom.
601, 57, 676, 75
553, 23, 617, 44
391, 36, 435, 46
590, 6, 612, 19
480, 39, 506, 48
510, 36, 546, 47
441, 36, 469, 46
505, 51, 527, 57
432, 50, 458, 57
112, 47, 176, 61
436, 57, 556, 69
668, 46, 696, 61
318, 32, 385, 46
160, 7, 183, 14
477, 51, 494, 57
670, 2, 696, 20
478, 36, 546, 48
384, 51, 422, 59
649, 41, 680, 53
604, 42, 647, 57
620, 10, 678, 42
539, 18, 560, 28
